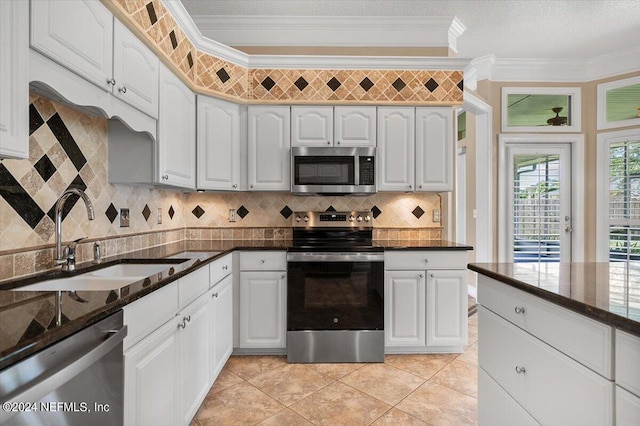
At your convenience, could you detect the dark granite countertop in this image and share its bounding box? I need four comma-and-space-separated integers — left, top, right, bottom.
468, 262, 640, 338
0, 239, 469, 370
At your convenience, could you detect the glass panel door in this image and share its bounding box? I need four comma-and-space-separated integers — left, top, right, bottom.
507, 144, 572, 262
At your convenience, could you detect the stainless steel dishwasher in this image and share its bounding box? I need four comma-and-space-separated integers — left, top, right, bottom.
0, 311, 127, 426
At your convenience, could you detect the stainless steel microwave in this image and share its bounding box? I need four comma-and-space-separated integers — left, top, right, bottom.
291, 147, 376, 195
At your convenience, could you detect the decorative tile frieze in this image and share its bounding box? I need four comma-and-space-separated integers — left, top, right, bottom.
103, 1, 464, 105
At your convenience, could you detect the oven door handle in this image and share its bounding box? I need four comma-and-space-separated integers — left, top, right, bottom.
287, 252, 384, 262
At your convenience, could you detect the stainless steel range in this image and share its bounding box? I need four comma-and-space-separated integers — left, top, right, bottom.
287, 211, 384, 363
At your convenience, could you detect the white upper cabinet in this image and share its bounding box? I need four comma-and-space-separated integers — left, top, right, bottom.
247, 106, 291, 191
0, 0, 29, 159
377, 107, 415, 191
112, 20, 159, 118
334, 106, 377, 147
291, 106, 334, 147
158, 65, 196, 189
415, 107, 453, 192
197, 96, 245, 191
31, 0, 113, 92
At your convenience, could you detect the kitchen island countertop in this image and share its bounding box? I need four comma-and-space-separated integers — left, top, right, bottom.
468, 262, 640, 338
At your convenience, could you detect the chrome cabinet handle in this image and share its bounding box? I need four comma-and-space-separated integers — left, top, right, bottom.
107, 78, 116, 85
419, 185, 423, 189
281, 275, 285, 279
409, 185, 412, 188
430, 273, 435, 278
514, 306, 526, 314
178, 319, 186, 329
212, 292, 219, 298
185, 315, 191, 323
419, 274, 424, 278
337, 141, 341, 145
424, 259, 429, 263
327, 141, 331, 145
515, 366, 526, 374
232, 184, 237, 188
118, 86, 127, 93
223, 265, 228, 270
162, 174, 169, 180
260, 259, 265, 264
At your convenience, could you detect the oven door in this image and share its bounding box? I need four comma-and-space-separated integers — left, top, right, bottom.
286, 252, 384, 331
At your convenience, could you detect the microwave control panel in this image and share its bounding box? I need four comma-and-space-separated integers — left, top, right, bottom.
359, 156, 375, 185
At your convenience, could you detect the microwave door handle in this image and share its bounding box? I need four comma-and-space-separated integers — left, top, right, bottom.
354, 155, 360, 186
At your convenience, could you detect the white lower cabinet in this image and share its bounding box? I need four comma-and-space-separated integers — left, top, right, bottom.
210, 274, 233, 381
124, 263, 235, 426
177, 293, 211, 426
478, 367, 540, 426
124, 315, 179, 426
384, 271, 425, 347
239, 271, 287, 348
426, 270, 466, 347
384, 250, 468, 352
617, 386, 640, 426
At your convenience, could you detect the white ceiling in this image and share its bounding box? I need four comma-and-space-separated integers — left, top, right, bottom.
179, 0, 640, 60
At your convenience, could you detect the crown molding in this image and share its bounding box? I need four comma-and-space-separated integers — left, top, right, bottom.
190, 15, 463, 50
162, 0, 249, 67
247, 55, 469, 70
586, 45, 640, 81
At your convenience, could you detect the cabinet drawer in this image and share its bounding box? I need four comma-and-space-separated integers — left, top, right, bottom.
240, 251, 286, 271
616, 330, 640, 397
178, 266, 210, 309
384, 250, 466, 270
616, 385, 640, 426
479, 307, 614, 426
478, 367, 539, 426
124, 281, 178, 350
209, 254, 232, 286
478, 276, 613, 378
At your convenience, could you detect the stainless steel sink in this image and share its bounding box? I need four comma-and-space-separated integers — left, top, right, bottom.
89, 263, 176, 278
13, 276, 142, 292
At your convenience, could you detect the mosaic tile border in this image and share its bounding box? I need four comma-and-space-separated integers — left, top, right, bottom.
105, 0, 463, 104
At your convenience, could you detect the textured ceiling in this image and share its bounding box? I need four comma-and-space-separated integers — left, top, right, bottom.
179, 0, 640, 59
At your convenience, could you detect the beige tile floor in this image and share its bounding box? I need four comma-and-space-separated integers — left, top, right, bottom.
191, 313, 478, 426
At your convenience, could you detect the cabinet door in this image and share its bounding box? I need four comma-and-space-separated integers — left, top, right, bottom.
384, 271, 425, 347
210, 275, 233, 382
247, 106, 291, 190
334, 106, 377, 147
426, 269, 466, 347
124, 318, 179, 426
197, 96, 242, 190
0, 0, 28, 159
239, 271, 287, 348
616, 386, 640, 426
177, 294, 210, 426
30, 0, 113, 91
112, 20, 159, 118
478, 367, 540, 426
291, 106, 334, 147
158, 65, 196, 189
377, 107, 415, 191
415, 107, 453, 192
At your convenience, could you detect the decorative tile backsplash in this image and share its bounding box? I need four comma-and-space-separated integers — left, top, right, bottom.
0, 94, 444, 282
0, 94, 184, 253
104, 0, 463, 105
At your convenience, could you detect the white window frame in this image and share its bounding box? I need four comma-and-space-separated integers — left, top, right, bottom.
596, 76, 640, 131
498, 133, 585, 262
596, 128, 640, 261
501, 87, 582, 133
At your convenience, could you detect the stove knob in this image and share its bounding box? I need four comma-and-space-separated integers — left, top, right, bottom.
364, 215, 371, 222
348, 215, 355, 222
304, 215, 310, 222
296, 215, 302, 222
356, 215, 363, 222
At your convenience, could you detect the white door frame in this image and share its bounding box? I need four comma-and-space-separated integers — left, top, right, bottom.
498, 134, 585, 262
463, 91, 493, 262
596, 128, 640, 261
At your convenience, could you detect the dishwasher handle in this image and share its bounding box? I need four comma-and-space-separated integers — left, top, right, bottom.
1, 326, 127, 411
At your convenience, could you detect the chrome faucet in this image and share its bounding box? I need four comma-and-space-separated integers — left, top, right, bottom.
54, 188, 95, 271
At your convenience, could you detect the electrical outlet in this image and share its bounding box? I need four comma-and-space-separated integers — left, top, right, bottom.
432, 209, 441, 223
120, 208, 130, 227
228, 209, 237, 222
157, 208, 162, 224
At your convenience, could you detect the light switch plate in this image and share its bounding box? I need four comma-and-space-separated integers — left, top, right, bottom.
157, 208, 162, 224
229, 209, 237, 222
120, 208, 130, 227
432, 209, 441, 223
